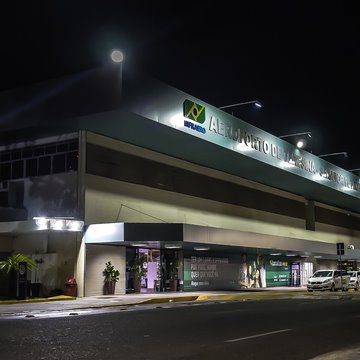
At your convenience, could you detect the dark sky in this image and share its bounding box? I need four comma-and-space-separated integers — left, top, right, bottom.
1, 2, 359, 170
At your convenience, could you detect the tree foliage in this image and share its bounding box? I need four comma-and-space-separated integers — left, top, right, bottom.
0, 253, 37, 273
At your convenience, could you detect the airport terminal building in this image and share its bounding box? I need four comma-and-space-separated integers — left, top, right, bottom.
0, 67, 359, 297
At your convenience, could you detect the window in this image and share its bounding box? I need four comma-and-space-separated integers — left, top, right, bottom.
67, 152, 78, 171
57, 143, 68, 152
11, 151, 21, 160
38, 156, 51, 175
45, 145, 56, 154
26, 158, 38, 177
1, 139, 79, 180
33, 146, 44, 156
0, 163, 11, 180
68, 141, 78, 151
53, 154, 66, 173
22, 149, 33, 158
0, 152, 10, 162
12, 160, 24, 179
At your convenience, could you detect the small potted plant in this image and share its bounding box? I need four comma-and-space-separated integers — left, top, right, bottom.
130, 254, 147, 293
103, 261, 120, 295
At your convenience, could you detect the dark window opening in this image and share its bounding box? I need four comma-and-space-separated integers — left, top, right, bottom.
0, 163, 11, 181
33, 147, 44, 156
66, 152, 78, 171
38, 156, 51, 176
22, 149, 33, 158
69, 141, 78, 150
12, 160, 24, 179
11, 151, 21, 160
0, 152, 10, 162
53, 154, 66, 173
45, 145, 56, 154
57, 143, 68, 152
26, 158, 38, 177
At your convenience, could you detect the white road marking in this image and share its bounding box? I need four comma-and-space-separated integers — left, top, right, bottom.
225, 328, 292, 343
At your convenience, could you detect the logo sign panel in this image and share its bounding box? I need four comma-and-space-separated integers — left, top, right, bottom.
183, 100, 206, 124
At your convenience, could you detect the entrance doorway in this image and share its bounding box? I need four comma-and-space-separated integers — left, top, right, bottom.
126, 247, 182, 293
126, 248, 161, 293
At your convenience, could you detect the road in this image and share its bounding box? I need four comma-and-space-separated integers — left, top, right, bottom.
1, 296, 360, 359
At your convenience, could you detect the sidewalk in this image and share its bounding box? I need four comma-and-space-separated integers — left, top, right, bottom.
0, 287, 307, 315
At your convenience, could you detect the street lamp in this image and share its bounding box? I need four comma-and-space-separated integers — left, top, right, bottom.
219, 100, 262, 110
278, 131, 312, 149
110, 49, 124, 95
318, 152, 348, 158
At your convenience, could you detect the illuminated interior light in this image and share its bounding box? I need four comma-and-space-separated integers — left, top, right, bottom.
194, 246, 210, 251
34, 217, 49, 229
270, 253, 282, 256
67, 220, 84, 231
165, 244, 181, 249
51, 219, 65, 230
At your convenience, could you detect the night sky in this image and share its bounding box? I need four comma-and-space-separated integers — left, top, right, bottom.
1, 2, 359, 170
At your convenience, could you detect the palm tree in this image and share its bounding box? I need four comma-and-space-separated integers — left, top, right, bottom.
0, 254, 37, 299
0, 253, 37, 273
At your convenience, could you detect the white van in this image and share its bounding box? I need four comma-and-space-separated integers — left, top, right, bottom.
307, 270, 350, 292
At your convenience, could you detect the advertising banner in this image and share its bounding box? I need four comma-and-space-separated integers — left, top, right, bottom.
265, 259, 290, 287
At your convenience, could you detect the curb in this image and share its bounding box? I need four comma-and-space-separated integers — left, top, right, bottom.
142, 296, 199, 304
0, 295, 76, 305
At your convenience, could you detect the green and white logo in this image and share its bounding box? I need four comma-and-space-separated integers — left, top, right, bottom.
183, 100, 206, 124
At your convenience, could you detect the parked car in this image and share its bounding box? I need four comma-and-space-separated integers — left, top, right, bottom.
307, 270, 350, 292
347, 270, 360, 290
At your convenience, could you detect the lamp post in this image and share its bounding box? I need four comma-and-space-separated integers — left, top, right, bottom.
219, 100, 262, 110
110, 49, 124, 95
278, 132, 312, 149
318, 152, 348, 158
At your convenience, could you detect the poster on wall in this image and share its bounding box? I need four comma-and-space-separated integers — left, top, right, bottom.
183, 256, 237, 291
183, 254, 267, 291
265, 259, 290, 287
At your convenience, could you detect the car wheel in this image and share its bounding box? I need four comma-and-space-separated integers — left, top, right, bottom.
356, 283, 359, 291
331, 283, 335, 292
307, 290, 313, 292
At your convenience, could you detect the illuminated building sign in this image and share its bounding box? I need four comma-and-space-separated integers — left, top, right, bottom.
176, 99, 360, 194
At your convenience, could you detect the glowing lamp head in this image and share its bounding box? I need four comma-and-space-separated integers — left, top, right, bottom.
110, 49, 124, 63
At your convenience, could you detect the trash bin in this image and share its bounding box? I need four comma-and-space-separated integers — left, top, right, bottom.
64, 277, 77, 297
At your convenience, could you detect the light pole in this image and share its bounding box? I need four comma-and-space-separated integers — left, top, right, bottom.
219, 100, 262, 110
278, 132, 312, 149
318, 152, 348, 158
110, 49, 124, 96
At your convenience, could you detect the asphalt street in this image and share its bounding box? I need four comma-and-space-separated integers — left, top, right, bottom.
1, 290, 360, 359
